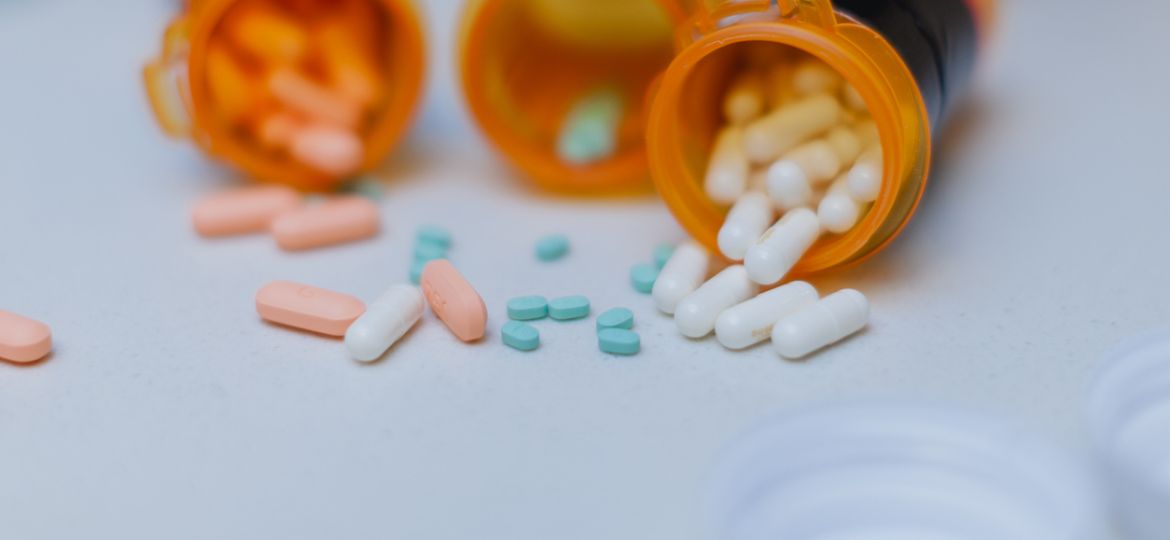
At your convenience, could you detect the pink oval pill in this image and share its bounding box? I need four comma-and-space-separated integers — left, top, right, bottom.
420, 260, 487, 342
192, 185, 302, 237
290, 124, 364, 177
271, 195, 379, 251
0, 310, 52, 364
255, 280, 365, 337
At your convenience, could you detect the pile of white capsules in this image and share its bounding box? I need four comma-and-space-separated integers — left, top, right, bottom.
654, 52, 880, 359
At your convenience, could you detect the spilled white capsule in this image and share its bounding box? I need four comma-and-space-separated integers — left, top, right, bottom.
745, 208, 822, 285
772, 289, 869, 359
847, 145, 883, 203
824, 125, 862, 166
705, 126, 750, 204
675, 265, 758, 338
345, 284, 425, 362
818, 174, 863, 234
715, 281, 818, 350
723, 70, 766, 124
765, 160, 813, 211
653, 241, 711, 315
718, 192, 774, 260
743, 93, 841, 164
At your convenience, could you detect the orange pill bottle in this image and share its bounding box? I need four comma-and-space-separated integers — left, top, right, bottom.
144, 0, 426, 191
648, 0, 994, 276
458, 0, 684, 194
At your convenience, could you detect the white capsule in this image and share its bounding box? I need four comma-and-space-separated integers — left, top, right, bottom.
723, 71, 766, 125
847, 145, 883, 203
765, 160, 813, 211
744, 208, 822, 285
824, 125, 862, 166
345, 284, 425, 362
784, 139, 842, 184
718, 192, 774, 260
818, 175, 863, 234
792, 60, 841, 96
842, 83, 867, 111
653, 241, 711, 315
771, 289, 869, 359
705, 126, 750, 204
743, 93, 841, 164
714, 281, 818, 349
675, 265, 758, 338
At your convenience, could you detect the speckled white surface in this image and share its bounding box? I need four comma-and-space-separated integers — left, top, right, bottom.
1, 1, 1168, 538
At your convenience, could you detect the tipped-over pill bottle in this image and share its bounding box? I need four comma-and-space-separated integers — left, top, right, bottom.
458, 0, 682, 193
647, 0, 994, 276
144, 0, 426, 191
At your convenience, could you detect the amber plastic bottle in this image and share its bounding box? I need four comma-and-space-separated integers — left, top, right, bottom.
649, 0, 992, 276
144, 0, 426, 191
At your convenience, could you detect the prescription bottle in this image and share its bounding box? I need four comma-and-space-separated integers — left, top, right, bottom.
144, 0, 426, 191
647, 0, 993, 276
458, 0, 683, 193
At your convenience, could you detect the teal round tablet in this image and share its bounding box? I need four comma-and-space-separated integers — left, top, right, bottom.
507, 295, 549, 321
535, 234, 570, 262
598, 328, 640, 356
548, 295, 590, 320
413, 242, 448, 262
630, 263, 658, 294
502, 321, 540, 351
596, 307, 634, 331
416, 225, 452, 249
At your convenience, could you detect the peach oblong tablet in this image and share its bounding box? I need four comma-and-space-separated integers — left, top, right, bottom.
0, 310, 52, 363
271, 195, 379, 251
192, 185, 302, 237
255, 280, 365, 336
420, 260, 487, 342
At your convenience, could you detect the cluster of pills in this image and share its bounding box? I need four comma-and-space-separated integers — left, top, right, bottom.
502, 294, 640, 356
651, 241, 868, 359
255, 255, 487, 363
708, 53, 882, 284
207, 0, 388, 177
193, 184, 380, 250
628, 243, 674, 294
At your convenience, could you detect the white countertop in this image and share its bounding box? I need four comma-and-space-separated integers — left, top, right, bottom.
2, 1, 1168, 538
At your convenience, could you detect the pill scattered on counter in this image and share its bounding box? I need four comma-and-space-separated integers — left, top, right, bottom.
535, 234, 570, 262
192, 185, 302, 237
653, 243, 675, 270
413, 242, 447, 262
0, 310, 52, 364
596, 307, 634, 331
255, 280, 365, 337
772, 289, 869, 359
715, 281, 818, 350
408, 259, 426, 285
345, 284, 424, 362
744, 208, 821, 285
548, 295, 591, 321
675, 265, 758, 338
271, 195, 379, 251
416, 225, 453, 249
653, 241, 710, 314
630, 263, 659, 294
507, 295, 549, 321
598, 328, 640, 356
501, 321, 540, 351
420, 260, 487, 342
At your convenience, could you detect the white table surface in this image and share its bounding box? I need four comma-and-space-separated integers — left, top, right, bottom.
2, 1, 1168, 538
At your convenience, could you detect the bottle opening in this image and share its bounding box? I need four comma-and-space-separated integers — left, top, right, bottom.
188, 0, 424, 190
461, 0, 676, 192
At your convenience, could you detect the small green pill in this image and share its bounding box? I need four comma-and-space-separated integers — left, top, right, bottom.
502, 321, 540, 351
596, 307, 634, 331
630, 263, 659, 294
414, 242, 447, 262
507, 295, 549, 321
598, 328, 640, 356
416, 225, 452, 249
653, 243, 675, 270
548, 295, 590, 320
535, 234, 570, 262
408, 259, 426, 285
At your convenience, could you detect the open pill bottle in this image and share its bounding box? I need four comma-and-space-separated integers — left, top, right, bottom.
144, 0, 426, 191
458, 0, 681, 193
647, 0, 993, 276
